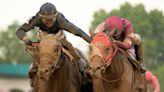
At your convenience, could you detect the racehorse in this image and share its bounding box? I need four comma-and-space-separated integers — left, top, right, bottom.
31, 32, 85, 92
88, 32, 145, 92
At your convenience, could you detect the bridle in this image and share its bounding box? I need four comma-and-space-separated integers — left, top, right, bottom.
39, 51, 64, 72
90, 33, 124, 83
90, 47, 124, 84
101, 52, 124, 84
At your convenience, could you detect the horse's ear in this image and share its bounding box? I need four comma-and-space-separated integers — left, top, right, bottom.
25, 45, 39, 57
54, 31, 63, 39
89, 28, 96, 38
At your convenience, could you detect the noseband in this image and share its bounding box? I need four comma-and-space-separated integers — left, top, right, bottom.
39, 52, 64, 71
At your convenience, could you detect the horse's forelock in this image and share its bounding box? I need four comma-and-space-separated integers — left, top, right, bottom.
41, 31, 63, 43
39, 34, 59, 47
43, 34, 56, 40
91, 32, 112, 47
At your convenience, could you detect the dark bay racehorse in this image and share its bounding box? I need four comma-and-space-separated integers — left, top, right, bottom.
30, 32, 87, 92
88, 32, 144, 92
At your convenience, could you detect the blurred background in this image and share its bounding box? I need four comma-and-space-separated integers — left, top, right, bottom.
0, 0, 164, 92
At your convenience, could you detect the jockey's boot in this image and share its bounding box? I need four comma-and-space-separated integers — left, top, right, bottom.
134, 43, 146, 73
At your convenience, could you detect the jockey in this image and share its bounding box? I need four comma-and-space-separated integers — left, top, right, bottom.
94, 16, 145, 72
146, 70, 160, 92
16, 2, 91, 61
16, 2, 91, 84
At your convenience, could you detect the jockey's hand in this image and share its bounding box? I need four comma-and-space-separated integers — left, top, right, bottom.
113, 40, 121, 46
25, 39, 32, 46
113, 40, 119, 43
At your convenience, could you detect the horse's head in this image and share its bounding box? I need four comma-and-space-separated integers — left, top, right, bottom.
89, 32, 137, 91
37, 32, 63, 81
89, 32, 116, 78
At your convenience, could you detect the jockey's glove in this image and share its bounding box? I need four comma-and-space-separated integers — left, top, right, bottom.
23, 36, 32, 46
25, 39, 32, 46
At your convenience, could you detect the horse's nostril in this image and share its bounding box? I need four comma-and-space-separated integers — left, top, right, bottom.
97, 66, 101, 70
45, 69, 49, 73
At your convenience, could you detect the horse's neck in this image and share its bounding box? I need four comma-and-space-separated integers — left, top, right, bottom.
105, 50, 124, 80
101, 48, 135, 92
46, 54, 74, 91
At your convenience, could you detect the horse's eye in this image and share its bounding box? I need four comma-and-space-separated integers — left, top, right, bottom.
90, 46, 92, 51
54, 48, 59, 52
53, 45, 61, 55
45, 69, 49, 73
104, 47, 110, 54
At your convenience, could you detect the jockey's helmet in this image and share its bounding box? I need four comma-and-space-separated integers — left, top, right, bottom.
39, 2, 58, 19
104, 16, 123, 34
39, 3, 58, 27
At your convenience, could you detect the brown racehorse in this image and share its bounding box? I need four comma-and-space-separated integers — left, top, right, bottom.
88, 32, 145, 92
30, 32, 89, 92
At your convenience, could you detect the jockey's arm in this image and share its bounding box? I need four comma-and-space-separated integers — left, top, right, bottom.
115, 18, 134, 50
58, 13, 91, 43
114, 36, 132, 50
94, 22, 105, 33
16, 23, 33, 40
16, 13, 39, 41
152, 75, 160, 92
